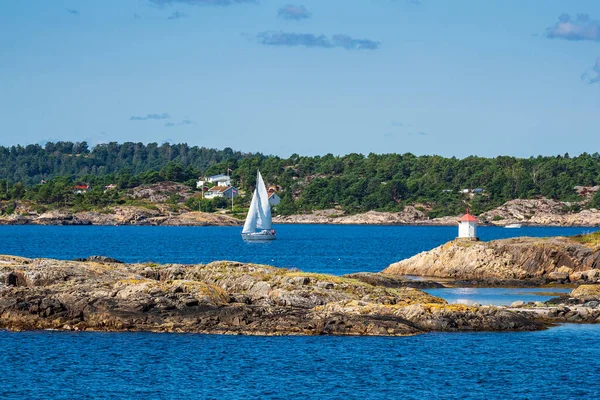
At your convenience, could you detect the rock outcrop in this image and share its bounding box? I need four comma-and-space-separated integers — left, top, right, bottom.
127, 182, 194, 203
502, 285, 600, 324
0, 256, 541, 335
273, 207, 455, 225
0, 207, 242, 226
478, 198, 600, 226
384, 234, 600, 284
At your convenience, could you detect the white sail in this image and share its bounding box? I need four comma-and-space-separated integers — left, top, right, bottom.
242, 188, 259, 234
255, 170, 272, 230
242, 170, 272, 235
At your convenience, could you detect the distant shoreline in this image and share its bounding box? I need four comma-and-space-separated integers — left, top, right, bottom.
1, 198, 600, 227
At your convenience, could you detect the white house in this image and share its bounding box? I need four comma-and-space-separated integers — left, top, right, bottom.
207, 174, 231, 186
197, 174, 232, 189
204, 186, 238, 199
269, 192, 281, 206
458, 210, 478, 240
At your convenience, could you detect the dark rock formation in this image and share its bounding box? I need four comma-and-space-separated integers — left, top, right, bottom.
74, 256, 124, 264
343, 272, 444, 289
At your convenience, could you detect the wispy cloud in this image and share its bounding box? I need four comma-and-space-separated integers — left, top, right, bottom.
130, 113, 171, 121
408, 131, 427, 136
149, 0, 256, 6
391, 121, 409, 127
167, 11, 188, 19
582, 58, 600, 84
546, 13, 600, 41
165, 119, 196, 127
278, 5, 311, 20
257, 32, 380, 50
67, 9, 79, 16
134, 13, 141, 19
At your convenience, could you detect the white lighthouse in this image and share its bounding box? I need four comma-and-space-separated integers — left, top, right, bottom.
458, 209, 478, 240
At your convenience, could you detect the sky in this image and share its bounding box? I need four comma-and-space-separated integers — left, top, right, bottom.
1, 0, 600, 158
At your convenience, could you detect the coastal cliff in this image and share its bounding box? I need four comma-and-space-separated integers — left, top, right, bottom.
384, 233, 600, 284
0, 256, 540, 335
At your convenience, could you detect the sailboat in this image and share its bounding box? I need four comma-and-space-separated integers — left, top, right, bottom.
242, 170, 276, 241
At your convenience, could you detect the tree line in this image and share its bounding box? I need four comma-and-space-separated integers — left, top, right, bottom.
1, 142, 600, 216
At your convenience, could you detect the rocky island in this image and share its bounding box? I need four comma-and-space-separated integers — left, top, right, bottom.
0, 255, 542, 336
384, 232, 600, 285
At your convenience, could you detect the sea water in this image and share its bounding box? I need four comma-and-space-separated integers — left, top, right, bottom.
1, 325, 599, 399
0, 225, 598, 399
0, 225, 593, 275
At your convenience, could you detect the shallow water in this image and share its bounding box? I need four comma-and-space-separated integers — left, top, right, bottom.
0, 225, 594, 275
1, 325, 600, 399
424, 287, 573, 306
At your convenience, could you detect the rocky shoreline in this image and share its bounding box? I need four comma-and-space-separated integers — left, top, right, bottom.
1, 251, 600, 335
1, 198, 599, 227
274, 199, 600, 226
0, 256, 546, 336
384, 235, 600, 285
0, 206, 242, 227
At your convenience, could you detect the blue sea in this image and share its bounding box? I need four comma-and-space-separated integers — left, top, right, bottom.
1, 225, 599, 399
0, 225, 594, 275
2, 325, 600, 399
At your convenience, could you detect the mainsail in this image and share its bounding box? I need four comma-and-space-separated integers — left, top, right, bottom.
242, 170, 272, 234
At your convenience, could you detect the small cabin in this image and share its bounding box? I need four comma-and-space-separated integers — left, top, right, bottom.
458, 210, 478, 240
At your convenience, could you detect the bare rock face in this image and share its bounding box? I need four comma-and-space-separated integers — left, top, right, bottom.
273, 207, 434, 225
0, 207, 241, 226
128, 182, 193, 203
159, 212, 242, 226
571, 284, 600, 300
479, 198, 600, 226
0, 256, 540, 335
384, 236, 600, 284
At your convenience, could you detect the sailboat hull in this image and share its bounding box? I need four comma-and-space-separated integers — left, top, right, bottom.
242, 232, 277, 241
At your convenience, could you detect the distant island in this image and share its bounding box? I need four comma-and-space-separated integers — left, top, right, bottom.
1, 141, 600, 225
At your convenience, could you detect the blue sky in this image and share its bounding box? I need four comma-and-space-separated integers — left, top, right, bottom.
1, 0, 600, 158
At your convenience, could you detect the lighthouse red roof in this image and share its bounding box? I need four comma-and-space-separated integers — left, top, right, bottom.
458, 211, 478, 222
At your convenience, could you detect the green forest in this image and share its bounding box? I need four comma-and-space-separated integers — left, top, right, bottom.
1, 141, 600, 216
